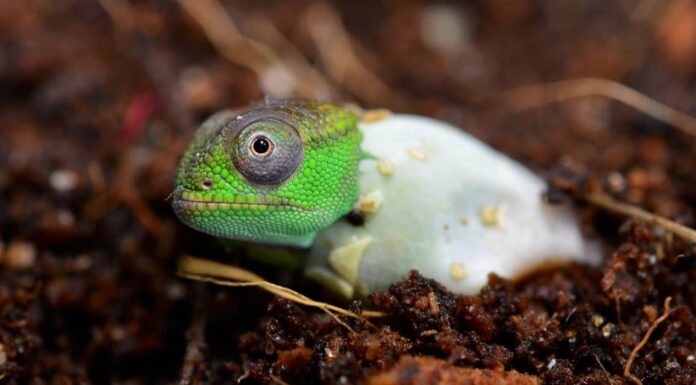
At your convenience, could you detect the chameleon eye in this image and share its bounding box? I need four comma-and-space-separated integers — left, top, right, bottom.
231, 119, 302, 185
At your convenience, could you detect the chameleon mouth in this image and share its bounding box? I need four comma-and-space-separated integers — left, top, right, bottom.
170, 186, 307, 212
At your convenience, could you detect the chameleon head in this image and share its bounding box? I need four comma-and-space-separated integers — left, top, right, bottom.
172, 100, 362, 247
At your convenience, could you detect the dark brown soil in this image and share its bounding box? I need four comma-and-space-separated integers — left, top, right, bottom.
2, 1, 696, 384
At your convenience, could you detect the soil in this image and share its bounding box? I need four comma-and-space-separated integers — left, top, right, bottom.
2, 1, 696, 384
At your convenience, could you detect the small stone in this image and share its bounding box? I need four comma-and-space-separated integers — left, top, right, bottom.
56, 210, 75, 227
450, 263, 469, 280
49, 169, 79, 192
592, 315, 604, 328
72, 255, 93, 271
602, 323, 613, 337
607, 172, 625, 192
4, 241, 36, 269
408, 148, 428, 161
377, 159, 395, 175
420, 4, 472, 56
110, 327, 126, 342
166, 282, 186, 300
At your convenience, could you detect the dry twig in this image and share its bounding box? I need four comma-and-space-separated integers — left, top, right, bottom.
99, 0, 204, 239
177, 0, 331, 99
178, 283, 208, 385
99, 0, 195, 134
97, 0, 136, 31
178, 256, 385, 332
503, 78, 696, 137
305, 3, 407, 108
269, 373, 291, 385
118, 186, 166, 238
584, 193, 696, 243
623, 297, 675, 385
593, 353, 615, 385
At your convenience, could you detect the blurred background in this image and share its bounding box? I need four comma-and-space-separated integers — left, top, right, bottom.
1, 0, 696, 384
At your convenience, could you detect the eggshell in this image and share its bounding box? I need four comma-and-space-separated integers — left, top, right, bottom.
306, 114, 598, 297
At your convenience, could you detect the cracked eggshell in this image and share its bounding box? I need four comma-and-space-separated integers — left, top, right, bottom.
306, 114, 599, 297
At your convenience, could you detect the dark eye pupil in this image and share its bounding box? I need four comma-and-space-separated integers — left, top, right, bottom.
252, 137, 270, 154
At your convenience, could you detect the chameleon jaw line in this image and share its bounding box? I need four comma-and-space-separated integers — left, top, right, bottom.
171, 187, 309, 212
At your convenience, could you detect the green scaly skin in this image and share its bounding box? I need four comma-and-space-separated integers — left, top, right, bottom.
172, 100, 362, 248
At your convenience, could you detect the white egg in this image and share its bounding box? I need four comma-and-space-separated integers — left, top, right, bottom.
305, 113, 598, 298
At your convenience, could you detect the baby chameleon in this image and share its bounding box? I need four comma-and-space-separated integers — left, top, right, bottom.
171, 100, 363, 248
173, 99, 595, 297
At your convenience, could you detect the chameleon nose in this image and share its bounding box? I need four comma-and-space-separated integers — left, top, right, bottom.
200, 178, 213, 190
183, 177, 213, 192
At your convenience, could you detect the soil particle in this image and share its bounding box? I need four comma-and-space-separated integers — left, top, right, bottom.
2, 242, 36, 269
